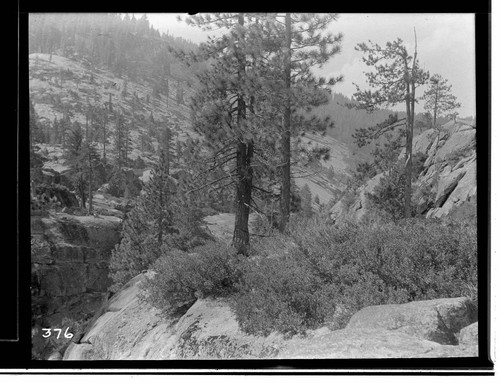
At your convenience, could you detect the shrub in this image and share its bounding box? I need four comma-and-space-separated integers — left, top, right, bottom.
32, 183, 78, 210
231, 214, 477, 336
232, 254, 337, 337
307, 217, 475, 315
142, 241, 243, 316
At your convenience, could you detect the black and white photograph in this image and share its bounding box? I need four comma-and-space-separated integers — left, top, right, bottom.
21, 10, 492, 371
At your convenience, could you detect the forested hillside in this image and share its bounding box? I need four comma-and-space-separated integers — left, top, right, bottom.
29, 13, 203, 83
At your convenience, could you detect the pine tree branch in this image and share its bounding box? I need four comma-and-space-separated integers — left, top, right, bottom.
207, 154, 237, 172
290, 169, 322, 179
251, 184, 273, 194
186, 173, 235, 194
207, 180, 235, 193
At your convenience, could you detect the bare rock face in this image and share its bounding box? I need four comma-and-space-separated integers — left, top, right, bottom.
63, 276, 478, 361
31, 212, 122, 357
279, 328, 476, 359
169, 299, 284, 359
64, 273, 179, 360
330, 121, 476, 223
345, 297, 477, 345
64, 276, 283, 360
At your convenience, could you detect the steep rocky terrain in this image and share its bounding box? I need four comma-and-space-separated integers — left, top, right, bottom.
31, 210, 121, 359
329, 119, 477, 223
30, 53, 198, 167
63, 272, 477, 360
29, 53, 354, 208
31, 50, 477, 362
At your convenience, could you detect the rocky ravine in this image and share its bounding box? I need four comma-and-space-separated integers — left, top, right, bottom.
31, 211, 122, 358
330, 120, 477, 223
63, 271, 478, 360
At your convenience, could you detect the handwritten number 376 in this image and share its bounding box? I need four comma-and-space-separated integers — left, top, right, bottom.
41, 328, 74, 339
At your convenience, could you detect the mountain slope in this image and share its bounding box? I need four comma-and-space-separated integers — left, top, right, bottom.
30, 52, 354, 211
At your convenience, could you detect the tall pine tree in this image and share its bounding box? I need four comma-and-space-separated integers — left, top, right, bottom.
423, 74, 461, 129
182, 13, 284, 254
352, 31, 429, 218
265, 13, 343, 231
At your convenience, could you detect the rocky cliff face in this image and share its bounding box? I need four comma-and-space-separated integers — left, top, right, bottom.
330, 120, 476, 223
63, 273, 477, 360
31, 211, 122, 358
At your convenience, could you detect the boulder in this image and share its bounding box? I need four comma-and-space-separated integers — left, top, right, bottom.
279, 327, 477, 359
345, 297, 477, 345
170, 298, 283, 359
459, 322, 478, 347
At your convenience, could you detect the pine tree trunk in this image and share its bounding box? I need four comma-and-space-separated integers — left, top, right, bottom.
233, 141, 253, 255
404, 78, 417, 219
232, 13, 252, 255
80, 173, 86, 210
87, 150, 93, 215
103, 118, 107, 162
279, 13, 292, 233
433, 90, 438, 129
404, 85, 413, 219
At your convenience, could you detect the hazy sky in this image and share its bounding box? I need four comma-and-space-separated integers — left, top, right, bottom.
142, 13, 476, 117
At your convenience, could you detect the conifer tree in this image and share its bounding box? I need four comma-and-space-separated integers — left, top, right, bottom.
109, 149, 177, 290
158, 120, 178, 170
96, 105, 110, 162
299, 183, 313, 218
114, 111, 131, 170
164, 77, 170, 108
182, 13, 283, 254
84, 101, 101, 213
267, 13, 343, 232
59, 112, 72, 148
65, 124, 87, 208
51, 116, 60, 145
423, 74, 461, 129
352, 31, 429, 218
176, 80, 184, 105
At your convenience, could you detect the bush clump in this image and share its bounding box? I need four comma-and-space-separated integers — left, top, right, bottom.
232, 254, 337, 337
142, 241, 243, 316
140, 213, 476, 338
230, 214, 477, 335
